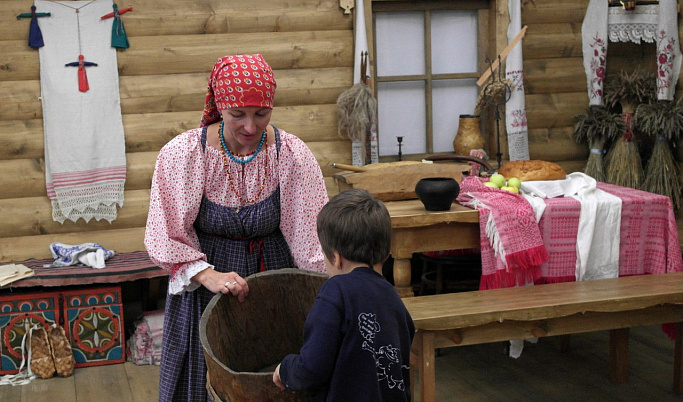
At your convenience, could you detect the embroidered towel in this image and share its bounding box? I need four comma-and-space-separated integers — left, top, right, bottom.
36, 0, 126, 223
505, 0, 530, 161
582, 0, 682, 103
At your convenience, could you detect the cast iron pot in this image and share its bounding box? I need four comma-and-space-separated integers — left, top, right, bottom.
415, 177, 460, 211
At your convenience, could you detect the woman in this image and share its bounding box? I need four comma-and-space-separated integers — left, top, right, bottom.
144, 54, 328, 402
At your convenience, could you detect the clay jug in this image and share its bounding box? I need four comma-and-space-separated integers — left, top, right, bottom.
453, 115, 485, 156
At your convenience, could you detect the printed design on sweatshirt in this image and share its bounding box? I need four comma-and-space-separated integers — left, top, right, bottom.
358, 312, 406, 391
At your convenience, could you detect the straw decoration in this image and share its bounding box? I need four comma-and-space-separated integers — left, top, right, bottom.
573, 106, 625, 182
634, 100, 683, 211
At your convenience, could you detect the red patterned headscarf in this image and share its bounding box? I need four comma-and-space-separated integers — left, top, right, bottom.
199, 54, 277, 128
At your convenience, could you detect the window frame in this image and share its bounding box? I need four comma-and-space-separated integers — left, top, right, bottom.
363, 0, 495, 161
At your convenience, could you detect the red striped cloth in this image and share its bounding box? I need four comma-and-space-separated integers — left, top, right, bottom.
464, 179, 683, 290
458, 177, 548, 289
1, 251, 164, 288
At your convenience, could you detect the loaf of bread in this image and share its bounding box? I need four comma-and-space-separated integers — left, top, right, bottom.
497, 160, 567, 181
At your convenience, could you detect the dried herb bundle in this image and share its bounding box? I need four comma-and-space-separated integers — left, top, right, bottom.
633, 100, 683, 141
573, 106, 626, 182
574, 106, 625, 144
337, 83, 377, 143
473, 78, 514, 115
604, 137, 643, 189
603, 69, 656, 110
634, 100, 683, 211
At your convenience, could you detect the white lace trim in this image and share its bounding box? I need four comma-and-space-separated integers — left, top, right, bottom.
608, 4, 658, 44
167, 260, 212, 295
51, 180, 125, 223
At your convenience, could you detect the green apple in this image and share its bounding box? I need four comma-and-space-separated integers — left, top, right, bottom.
489, 174, 506, 188
501, 186, 519, 194
507, 177, 522, 190
483, 182, 500, 188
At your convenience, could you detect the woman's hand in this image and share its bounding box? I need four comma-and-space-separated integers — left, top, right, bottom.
192, 268, 250, 302
273, 364, 285, 390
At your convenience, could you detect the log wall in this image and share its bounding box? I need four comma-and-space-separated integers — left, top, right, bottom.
0, 0, 354, 261
1, 0, 680, 262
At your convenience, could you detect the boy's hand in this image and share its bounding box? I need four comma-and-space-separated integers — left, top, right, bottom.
273, 363, 285, 390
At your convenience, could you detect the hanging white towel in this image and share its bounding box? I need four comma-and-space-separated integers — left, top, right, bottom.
36, 0, 126, 223
505, 0, 530, 161
521, 173, 622, 281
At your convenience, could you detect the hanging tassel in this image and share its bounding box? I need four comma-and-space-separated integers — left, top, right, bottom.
16, 6, 51, 49
101, 4, 132, 50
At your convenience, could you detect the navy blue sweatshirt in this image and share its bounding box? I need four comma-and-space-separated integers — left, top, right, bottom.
279, 267, 415, 401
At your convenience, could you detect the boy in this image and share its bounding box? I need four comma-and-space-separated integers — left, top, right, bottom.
273, 189, 415, 401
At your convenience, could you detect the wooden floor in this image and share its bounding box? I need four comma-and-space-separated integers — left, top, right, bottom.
0, 325, 681, 401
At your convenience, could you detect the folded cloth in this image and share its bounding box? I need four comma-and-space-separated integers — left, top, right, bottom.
457, 176, 548, 289
521, 173, 622, 281
0, 264, 35, 286
127, 309, 164, 366
48, 242, 115, 269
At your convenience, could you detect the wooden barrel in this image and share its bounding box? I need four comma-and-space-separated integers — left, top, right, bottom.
199, 268, 328, 401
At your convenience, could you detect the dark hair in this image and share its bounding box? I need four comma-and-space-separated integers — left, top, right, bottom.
317, 189, 391, 267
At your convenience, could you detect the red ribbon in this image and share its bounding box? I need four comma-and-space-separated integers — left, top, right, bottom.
249, 238, 265, 272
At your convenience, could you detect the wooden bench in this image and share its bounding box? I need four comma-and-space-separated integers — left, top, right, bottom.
402, 273, 683, 402
0, 250, 167, 310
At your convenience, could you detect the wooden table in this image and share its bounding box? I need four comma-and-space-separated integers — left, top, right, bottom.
384, 199, 480, 298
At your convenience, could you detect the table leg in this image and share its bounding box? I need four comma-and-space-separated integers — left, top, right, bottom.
674, 322, 682, 395
393, 257, 414, 298
609, 328, 629, 383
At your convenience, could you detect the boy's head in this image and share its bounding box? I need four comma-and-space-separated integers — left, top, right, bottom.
317, 189, 391, 270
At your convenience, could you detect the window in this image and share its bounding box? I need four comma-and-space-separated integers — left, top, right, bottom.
369, 1, 491, 160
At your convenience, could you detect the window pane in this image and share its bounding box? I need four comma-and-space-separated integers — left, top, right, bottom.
432, 78, 479, 153
431, 10, 478, 74
376, 12, 425, 76
377, 81, 426, 156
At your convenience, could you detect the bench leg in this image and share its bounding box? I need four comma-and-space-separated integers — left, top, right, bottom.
414, 330, 436, 402
609, 328, 629, 383
675, 323, 683, 395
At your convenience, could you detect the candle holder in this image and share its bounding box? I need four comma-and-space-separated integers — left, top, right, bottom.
397, 136, 404, 161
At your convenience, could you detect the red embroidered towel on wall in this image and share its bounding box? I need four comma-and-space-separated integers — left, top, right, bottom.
36, 0, 126, 223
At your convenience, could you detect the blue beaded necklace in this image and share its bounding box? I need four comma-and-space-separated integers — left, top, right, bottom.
219, 121, 266, 164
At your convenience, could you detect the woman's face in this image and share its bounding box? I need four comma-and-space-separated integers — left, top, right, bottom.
220, 107, 272, 152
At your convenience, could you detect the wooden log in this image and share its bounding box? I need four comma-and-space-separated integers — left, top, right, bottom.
522, 23, 583, 60
0, 104, 344, 160
0, 0, 350, 38
523, 58, 587, 95
0, 139, 349, 199
0, 190, 150, 239
525, 92, 589, 130
0, 227, 148, 262
521, 0, 588, 25
1, 31, 353, 81
0, 152, 156, 200
1, 67, 352, 121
